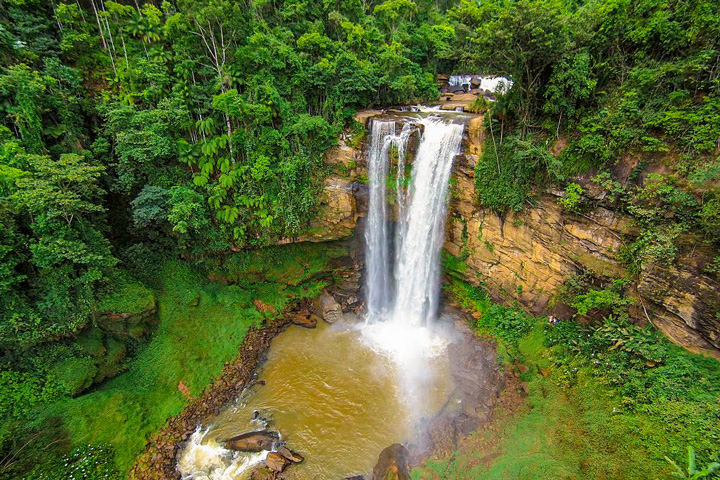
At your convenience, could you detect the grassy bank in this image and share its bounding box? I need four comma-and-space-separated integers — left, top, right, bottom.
413, 278, 720, 480
24, 243, 345, 478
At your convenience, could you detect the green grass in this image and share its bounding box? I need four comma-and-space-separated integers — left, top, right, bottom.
35, 243, 342, 475
414, 325, 675, 480
417, 278, 720, 480
96, 274, 156, 315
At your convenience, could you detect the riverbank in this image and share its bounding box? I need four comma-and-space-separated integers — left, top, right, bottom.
131, 312, 294, 480
18, 243, 349, 479
411, 278, 720, 480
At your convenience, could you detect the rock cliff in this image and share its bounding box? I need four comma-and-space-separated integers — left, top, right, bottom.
277, 144, 364, 244
445, 118, 720, 359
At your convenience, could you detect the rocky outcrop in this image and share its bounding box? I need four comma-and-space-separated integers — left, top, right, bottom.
638, 263, 720, 355
445, 117, 720, 358
223, 431, 279, 452
276, 130, 371, 245
372, 444, 411, 480
312, 289, 344, 324
277, 176, 358, 244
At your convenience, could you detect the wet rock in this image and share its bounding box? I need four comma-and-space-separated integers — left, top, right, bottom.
372, 444, 411, 480
223, 430, 280, 452
290, 311, 318, 328
343, 476, 366, 480
312, 290, 344, 324
265, 451, 290, 472
250, 467, 275, 480
277, 445, 304, 463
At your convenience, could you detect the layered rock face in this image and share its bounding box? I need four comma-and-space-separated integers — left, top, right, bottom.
445, 119, 720, 359
278, 144, 364, 244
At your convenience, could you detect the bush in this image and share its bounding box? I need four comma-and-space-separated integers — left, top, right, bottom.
558, 182, 583, 213
477, 304, 534, 346
475, 133, 559, 213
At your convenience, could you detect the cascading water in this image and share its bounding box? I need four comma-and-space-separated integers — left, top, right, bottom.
364, 121, 415, 321
364, 120, 394, 320
362, 114, 465, 374
391, 118, 464, 328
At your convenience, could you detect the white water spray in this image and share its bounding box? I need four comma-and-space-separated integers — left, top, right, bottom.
178, 428, 269, 480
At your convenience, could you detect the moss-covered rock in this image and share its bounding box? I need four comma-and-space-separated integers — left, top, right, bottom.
51, 356, 98, 396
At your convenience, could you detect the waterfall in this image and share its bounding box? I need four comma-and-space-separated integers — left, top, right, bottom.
364, 120, 394, 320
364, 121, 414, 321
391, 118, 464, 327
364, 115, 464, 330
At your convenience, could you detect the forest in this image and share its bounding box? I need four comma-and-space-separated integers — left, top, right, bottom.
0, 0, 718, 479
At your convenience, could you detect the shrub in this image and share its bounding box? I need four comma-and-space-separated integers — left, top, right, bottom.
559, 182, 583, 213
477, 304, 534, 346
26, 444, 120, 480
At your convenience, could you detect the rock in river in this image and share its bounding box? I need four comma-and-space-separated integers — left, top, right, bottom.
277, 445, 304, 463
265, 452, 290, 472
372, 444, 411, 480
223, 430, 279, 452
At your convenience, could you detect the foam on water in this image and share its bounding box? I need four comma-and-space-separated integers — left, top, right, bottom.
178, 428, 269, 480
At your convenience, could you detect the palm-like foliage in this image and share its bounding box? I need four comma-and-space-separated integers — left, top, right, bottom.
666, 447, 720, 479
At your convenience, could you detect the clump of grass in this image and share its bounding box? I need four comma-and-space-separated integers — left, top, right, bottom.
96, 274, 155, 314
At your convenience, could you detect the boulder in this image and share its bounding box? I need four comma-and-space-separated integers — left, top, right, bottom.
344, 476, 366, 480
277, 445, 304, 463
265, 452, 290, 472
291, 311, 318, 328
249, 467, 275, 480
223, 431, 279, 452
312, 290, 344, 324
372, 444, 411, 480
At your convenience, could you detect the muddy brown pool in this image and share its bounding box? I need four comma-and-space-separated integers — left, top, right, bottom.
178, 319, 454, 479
